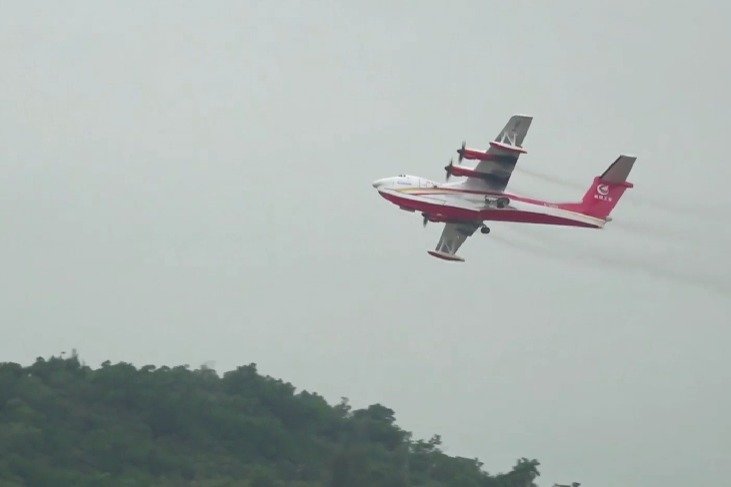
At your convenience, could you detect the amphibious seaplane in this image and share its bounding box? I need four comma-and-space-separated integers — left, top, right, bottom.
372, 115, 636, 261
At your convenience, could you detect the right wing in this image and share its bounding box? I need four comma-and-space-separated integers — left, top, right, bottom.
427, 221, 481, 262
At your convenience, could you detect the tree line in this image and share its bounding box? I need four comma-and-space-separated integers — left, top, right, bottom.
0, 354, 540, 486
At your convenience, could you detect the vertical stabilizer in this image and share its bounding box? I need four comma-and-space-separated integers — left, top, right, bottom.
559, 155, 636, 219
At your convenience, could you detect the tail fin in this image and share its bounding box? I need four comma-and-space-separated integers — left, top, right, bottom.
560, 155, 636, 219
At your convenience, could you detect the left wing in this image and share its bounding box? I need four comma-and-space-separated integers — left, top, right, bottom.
455, 115, 532, 191
427, 221, 481, 262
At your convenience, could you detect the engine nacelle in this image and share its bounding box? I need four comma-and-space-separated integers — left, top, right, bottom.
458, 148, 492, 161
449, 165, 482, 178
457, 147, 520, 163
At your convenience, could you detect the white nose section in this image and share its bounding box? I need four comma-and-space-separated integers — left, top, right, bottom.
372, 178, 387, 188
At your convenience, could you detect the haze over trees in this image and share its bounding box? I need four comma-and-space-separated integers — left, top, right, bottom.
0, 354, 540, 486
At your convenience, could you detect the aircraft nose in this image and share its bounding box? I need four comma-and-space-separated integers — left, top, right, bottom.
372, 178, 386, 189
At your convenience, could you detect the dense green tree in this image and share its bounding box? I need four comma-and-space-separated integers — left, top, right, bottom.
0, 355, 541, 486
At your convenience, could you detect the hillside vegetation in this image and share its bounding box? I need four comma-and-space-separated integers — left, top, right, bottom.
0, 355, 540, 486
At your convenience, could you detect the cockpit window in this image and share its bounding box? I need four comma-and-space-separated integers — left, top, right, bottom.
398, 174, 405, 177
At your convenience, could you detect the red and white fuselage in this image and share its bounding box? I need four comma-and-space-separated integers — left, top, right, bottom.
373, 175, 609, 229
372, 115, 636, 261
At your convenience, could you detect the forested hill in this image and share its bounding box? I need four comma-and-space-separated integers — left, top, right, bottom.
0, 355, 540, 486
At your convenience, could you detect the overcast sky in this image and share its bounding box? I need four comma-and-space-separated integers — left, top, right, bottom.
1, 2, 730, 486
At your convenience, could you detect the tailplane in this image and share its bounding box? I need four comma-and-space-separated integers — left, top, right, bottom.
560, 155, 636, 219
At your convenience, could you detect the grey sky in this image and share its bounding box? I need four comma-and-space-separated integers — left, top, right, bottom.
1, 1, 730, 485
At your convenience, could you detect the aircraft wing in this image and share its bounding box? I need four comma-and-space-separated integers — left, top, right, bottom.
427, 221, 481, 262
461, 115, 533, 192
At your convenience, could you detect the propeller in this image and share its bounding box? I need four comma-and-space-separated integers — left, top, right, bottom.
457, 140, 466, 163
444, 158, 454, 181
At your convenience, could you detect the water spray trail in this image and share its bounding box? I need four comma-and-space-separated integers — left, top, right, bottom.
514, 167, 585, 191
608, 219, 687, 241
516, 167, 727, 220
492, 229, 731, 296
625, 196, 727, 220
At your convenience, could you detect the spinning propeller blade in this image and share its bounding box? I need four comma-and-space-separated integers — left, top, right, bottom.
444, 158, 454, 181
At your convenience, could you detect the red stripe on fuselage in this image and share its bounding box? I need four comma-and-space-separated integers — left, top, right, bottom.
379, 191, 597, 228
401, 187, 550, 207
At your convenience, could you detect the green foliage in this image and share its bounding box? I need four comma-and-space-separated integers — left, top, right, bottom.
0, 355, 539, 486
